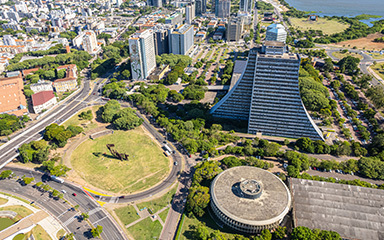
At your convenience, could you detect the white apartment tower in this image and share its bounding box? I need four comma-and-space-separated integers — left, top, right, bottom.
185, 3, 195, 24
129, 30, 156, 80
240, 0, 253, 13
83, 31, 99, 54
169, 24, 194, 55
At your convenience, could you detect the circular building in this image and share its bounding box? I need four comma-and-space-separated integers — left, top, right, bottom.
210, 166, 291, 234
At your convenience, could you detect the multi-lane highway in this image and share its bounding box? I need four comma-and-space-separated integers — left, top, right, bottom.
1, 166, 126, 240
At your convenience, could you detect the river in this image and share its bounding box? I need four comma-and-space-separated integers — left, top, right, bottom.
284, 0, 384, 26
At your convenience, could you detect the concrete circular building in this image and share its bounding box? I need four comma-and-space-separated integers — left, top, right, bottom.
210, 166, 291, 234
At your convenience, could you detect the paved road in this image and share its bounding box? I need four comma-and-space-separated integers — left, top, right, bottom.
1, 166, 126, 240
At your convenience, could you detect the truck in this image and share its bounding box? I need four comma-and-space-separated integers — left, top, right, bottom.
163, 144, 172, 153
50, 175, 64, 184
164, 151, 171, 157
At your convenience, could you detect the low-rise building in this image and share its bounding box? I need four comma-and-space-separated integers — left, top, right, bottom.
53, 64, 78, 92
30, 81, 53, 93
32, 90, 57, 114
0, 73, 28, 116
149, 65, 170, 81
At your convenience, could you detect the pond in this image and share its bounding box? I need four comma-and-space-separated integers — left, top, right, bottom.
0, 217, 15, 231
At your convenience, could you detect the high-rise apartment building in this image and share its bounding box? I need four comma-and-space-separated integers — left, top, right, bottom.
226, 18, 242, 41
215, 0, 230, 18
169, 24, 194, 55
265, 23, 287, 43
83, 31, 100, 54
147, 0, 162, 7
165, 13, 183, 27
240, 0, 253, 13
195, 0, 206, 15
185, 2, 195, 24
129, 30, 156, 80
211, 41, 324, 140
154, 29, 169, 55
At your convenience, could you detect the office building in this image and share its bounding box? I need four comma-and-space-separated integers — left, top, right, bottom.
129, 30, 156, 80
266, 23, 287, 43
240, 0, 253, 13
154, 29, 169, 55
185, 2, 195, 24
211, 166, 291, 234
0, 73, 28, 116
211, 41, 324, 140
147, 0, 162, 7
215, 0, 230, 18
169, 24, 194, 55
226, 18, 241, 41
195, 0, 206, 15
165, 13, 183, 27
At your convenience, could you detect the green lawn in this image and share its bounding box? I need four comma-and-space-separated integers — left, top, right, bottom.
369, 53, 384, 59
290, 17, 349, 35
136, 186, 176, 213
31, 224, 52, 240
158, 208, 169, 223
128, 217, 163, 240
371, 62, 384, 80
0, 205, 33, 221
332, 51, 363, 60
115, 205, 140, 226
71, 128, 170, 194
62, 105, 100, 130
0, 197, 8, 205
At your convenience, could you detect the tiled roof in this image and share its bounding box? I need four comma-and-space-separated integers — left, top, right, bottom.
32, 90, 55, 106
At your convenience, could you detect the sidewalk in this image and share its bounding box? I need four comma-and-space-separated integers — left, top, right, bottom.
0, 193, 65, 240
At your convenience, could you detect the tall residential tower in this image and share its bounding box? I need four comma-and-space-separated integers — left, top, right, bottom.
211, 42, 324, 140
129, 30, 156, 80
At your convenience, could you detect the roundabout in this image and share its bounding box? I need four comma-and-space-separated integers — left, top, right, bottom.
70, 127, 171, 194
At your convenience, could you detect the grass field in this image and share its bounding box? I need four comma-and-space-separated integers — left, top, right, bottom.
56, 229, 66, 239
136, 186, 176, 213
369, 53, 384, 59
62, 105, 101, 130
128, 217, 163, 240
0, 205, 33, 221
178, 213, 237, 240
71, 127, 170, 194
158, 208, 169, 222
371, 63, 384, 80
290, 17, 349, 35
115, 205, 140, 226
332, 51, 363, 60
0, 197, 8, 205
31, 224, 52, 240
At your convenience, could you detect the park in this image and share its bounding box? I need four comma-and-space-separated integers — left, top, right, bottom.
70, 127, 171, 194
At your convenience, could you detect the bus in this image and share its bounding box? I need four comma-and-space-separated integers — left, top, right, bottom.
50, 175, 64, 184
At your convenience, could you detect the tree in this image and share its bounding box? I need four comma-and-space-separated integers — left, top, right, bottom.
323, 58, 334, 72
366, 85, 384, 109
291, 226, 315, 240
56, 68, 66, 79
101, 100, 121, 123
338, 56, 360, 74
91, 225, 103, 237
43, 70, 56, 80
273, 226, 286, 239
186, 185, 210, 217
24, 89, 34, 98
81, 212, 89, 220
22, 177, 34, 185
260, 229, 272, 240
113, 108, 143, 130
0, 170, 13, 179
121, 69, 130, 80
79, 110, 93, 120
183, 85, 207, 100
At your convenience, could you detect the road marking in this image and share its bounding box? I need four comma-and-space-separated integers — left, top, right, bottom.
62, 214, 78, 226
57, 210, 69, 218
88, 207, 102, 215
92, 216, 108, 225
83, 187, 112, 197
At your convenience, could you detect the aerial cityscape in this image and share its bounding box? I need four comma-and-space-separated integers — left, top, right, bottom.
0, 0, 383, 239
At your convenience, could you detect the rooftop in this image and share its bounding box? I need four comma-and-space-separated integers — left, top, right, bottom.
211, 166, 291, 225
32, 91, 55, 106
290, 178, 384, 240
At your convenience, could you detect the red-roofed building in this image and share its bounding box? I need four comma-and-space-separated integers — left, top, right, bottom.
54, 64, 78, 92
31, 90, 57, 114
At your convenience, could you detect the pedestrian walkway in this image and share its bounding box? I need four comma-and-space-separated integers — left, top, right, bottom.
0, 193, 66, 240
368, 66, 383, 81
